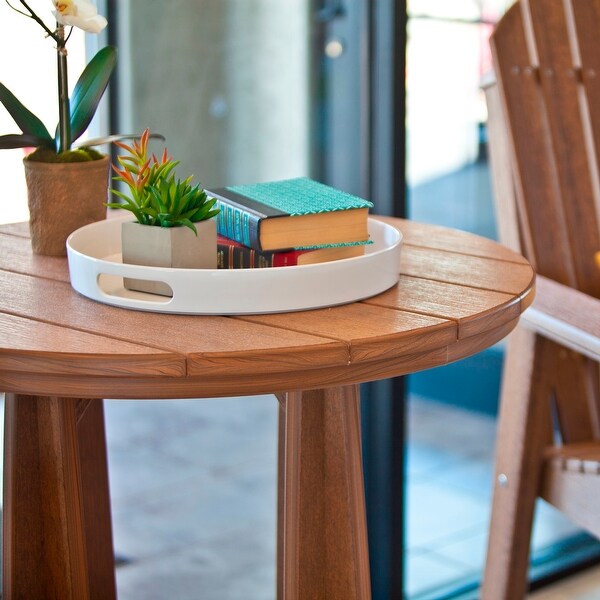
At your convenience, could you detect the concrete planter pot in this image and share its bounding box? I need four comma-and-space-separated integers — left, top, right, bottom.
121, 219, 217, 296
24, 156, 109, 256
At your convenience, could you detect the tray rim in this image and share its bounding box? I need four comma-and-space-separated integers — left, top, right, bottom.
66, 216, 403, 315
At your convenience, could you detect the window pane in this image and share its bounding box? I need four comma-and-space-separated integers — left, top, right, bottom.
115, 1, 310, 188
0, 4, 87, 224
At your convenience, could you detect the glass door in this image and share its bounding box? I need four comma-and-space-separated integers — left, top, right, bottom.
111, 1, 312, 189
109, 0, 401, 208
404, 2, 600, 597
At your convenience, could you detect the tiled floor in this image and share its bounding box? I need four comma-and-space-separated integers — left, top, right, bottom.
102, 393, 586, 599
105, 396, 278, 599
406, 396, 585, 598
0, 390, 595, 599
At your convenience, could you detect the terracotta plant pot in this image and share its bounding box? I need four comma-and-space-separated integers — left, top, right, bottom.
121, 219, 218, 296
24, 155, 110, 256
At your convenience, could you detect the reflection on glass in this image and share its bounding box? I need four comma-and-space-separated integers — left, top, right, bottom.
115, 1, 310, 189
405, 4, 587, 598
406, 0, 513, 237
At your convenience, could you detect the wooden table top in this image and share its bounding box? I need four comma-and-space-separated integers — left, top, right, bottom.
0, 216, 535, 399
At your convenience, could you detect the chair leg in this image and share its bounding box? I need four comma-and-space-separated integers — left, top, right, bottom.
481, 327, 554, 600
3, 395, 116, 600
276, 385, 371, 600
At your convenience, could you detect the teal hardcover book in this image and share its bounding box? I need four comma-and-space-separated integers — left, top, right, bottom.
207, 177, 373, 251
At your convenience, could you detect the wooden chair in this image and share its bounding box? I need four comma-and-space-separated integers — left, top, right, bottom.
482, 0, 600, 598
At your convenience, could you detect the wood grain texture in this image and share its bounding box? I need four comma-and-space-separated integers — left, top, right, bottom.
485, 1, 600, 596
553, 345, 600, 442
0, 222, 30, 237
374, 216, 529, 263
238, 302, 456, 363
3, 395, 116, 600
527, 0, 600, 296
482, 328, 554, 600
541, 461, 600, 539
365, 275, 522, 339
0, 270, 350, 376
572, 0, 600, 187
0, 216, 533, 600
400, 245, 534, 295
0, 233, 70, 282
0, 320, 522, 399
445, 318, 520, 365
277, 386, 370, 600
482, 78, 523, 254
0, 313, 185, 377
74, 400, 116, 600
492, 0, 600, 295
0, 218, 534, 386
523, 276, 600, 355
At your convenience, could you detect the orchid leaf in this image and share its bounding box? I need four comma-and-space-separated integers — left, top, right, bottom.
0, 83, 53, 142
73, 132, 166, 149
68, 46, 117, 144
0, 133, 52, 150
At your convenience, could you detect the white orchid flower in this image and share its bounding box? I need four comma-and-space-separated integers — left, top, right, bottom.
52, 0, 108, 34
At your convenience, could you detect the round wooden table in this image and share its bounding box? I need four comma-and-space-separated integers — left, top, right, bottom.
0, 216, 534, 600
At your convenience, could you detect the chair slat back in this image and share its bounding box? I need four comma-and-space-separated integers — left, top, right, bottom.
491, 0, 600, 298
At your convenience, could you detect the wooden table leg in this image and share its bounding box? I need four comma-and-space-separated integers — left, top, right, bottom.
3, 394, 116, 600
277, 385, 371, 600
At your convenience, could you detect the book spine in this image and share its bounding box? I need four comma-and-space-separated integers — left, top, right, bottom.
215, 198, 263, 250
217, 242, 304, 269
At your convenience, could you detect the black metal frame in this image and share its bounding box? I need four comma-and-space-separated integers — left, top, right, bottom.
310, 1, 408, 596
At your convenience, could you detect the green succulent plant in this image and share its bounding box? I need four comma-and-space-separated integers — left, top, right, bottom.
107, 129, 220, 235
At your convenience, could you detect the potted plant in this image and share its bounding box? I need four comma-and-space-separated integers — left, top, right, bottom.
1, 0, 132, 255
107, 129, 220, 296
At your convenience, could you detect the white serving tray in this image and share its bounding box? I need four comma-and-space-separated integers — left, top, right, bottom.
66, 217, 402, 314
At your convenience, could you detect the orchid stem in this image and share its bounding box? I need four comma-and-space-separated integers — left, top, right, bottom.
56, 25, 71, 153
16, 0, 60, 42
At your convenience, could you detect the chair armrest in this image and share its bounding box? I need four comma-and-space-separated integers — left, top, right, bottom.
521, 275, 600, 361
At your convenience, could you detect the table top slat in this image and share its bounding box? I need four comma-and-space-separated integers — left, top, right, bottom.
376, 217, 531, 264
237, 303, 456, 364
0, 222, 29, 238
400, 245, 535, 296
365, 275, 523, 338
0, 233, 70, 282
0, 313, 185, 376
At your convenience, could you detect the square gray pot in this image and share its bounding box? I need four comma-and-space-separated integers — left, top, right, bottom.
121, 219, 217, 296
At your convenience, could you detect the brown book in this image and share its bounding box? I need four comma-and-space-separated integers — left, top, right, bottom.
207, 177, 373, 251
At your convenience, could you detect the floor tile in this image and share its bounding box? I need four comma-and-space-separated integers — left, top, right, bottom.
406, 551, 473, 598
433, 456, 495, 502
531, 501, 581, 551
111, 462, 276, 561
406, 478, 490, 550
116, 527, 276, 600
431, 527, 490, 571
406, 442, 465, 481
408, 395, 497, 462
105, 396, 278, 505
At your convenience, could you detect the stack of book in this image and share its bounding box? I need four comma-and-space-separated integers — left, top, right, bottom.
207, 177, 373, 269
